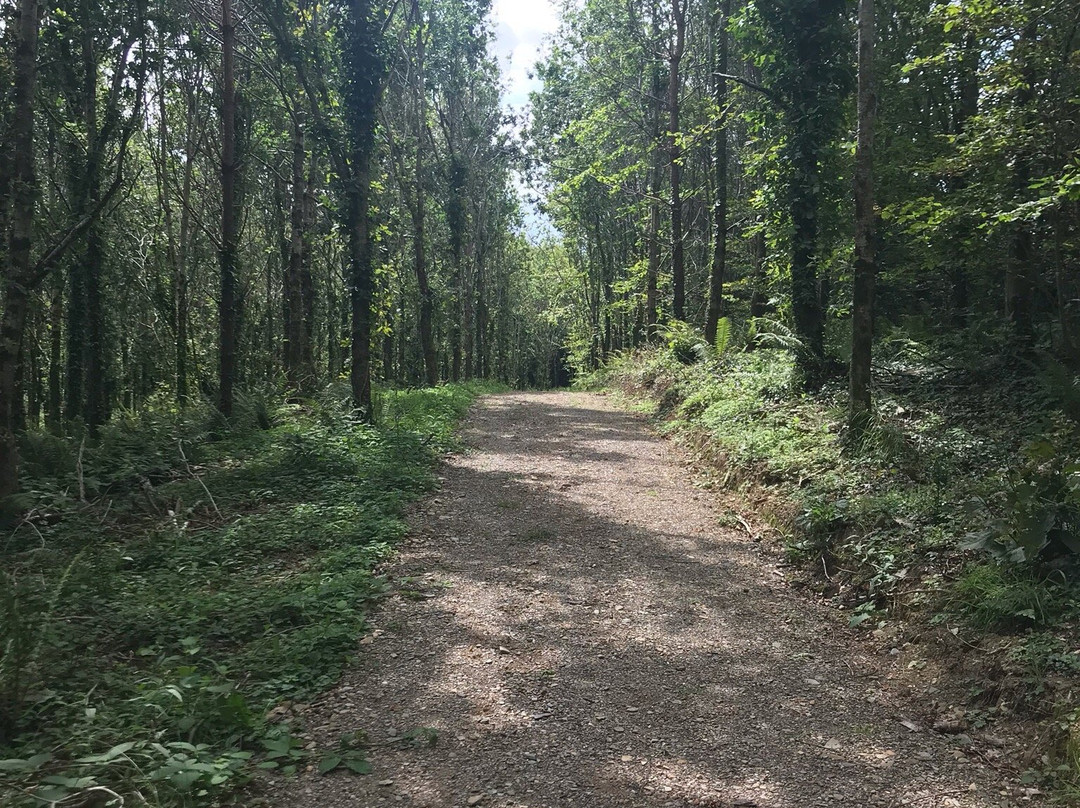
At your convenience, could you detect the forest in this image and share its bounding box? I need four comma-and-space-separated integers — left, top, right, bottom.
1, 0, 1079, 803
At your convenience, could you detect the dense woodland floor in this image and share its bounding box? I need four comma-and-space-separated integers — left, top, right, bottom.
273, 392, 1032, 808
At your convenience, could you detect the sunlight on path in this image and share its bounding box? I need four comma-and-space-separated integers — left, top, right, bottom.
282, 393, 1015, 808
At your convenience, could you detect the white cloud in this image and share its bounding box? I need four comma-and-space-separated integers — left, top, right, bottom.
491, 0, 562, 240
491, 0, 560, 111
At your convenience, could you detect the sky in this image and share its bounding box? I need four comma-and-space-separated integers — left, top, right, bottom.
490, 0, 561, 112
490, 0, 562, 240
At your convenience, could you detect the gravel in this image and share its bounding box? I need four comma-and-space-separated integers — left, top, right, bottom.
276, 392, 1029, 808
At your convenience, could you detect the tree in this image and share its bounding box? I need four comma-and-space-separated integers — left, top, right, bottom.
0, 0, 41, 502
667, 0, 687, 321
219, 0, 239, 417
753, 0, 853, 385
341, 0, 388, 416
849, 0, 876, 427
704, 0, 730, 345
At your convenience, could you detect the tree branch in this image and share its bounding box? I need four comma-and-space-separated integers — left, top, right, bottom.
713, 71, 781, 103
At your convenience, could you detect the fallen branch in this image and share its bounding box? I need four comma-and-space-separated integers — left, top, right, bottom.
76, 436, 87, 502
178, 440, 222, 520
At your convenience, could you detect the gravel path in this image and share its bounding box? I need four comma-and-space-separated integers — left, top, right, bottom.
281, 392, 1023, 808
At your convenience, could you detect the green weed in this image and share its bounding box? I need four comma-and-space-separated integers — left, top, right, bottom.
0, 383, 487, 806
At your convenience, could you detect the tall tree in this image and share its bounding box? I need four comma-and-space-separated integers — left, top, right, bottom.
704, 0, 730, 345
341, 0, 387, 416
218, 0, 239, 417
849, 0, 876, 426
754, 0, 852, 385
0, 0, 41, 502
283, 116, 310, 391
667, 0, 687, 321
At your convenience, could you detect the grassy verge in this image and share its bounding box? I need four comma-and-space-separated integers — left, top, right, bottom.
587, 337, 1080, 796
0, 382, 494, 806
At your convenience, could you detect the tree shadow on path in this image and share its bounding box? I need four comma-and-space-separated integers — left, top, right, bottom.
281, 392, 1013, 808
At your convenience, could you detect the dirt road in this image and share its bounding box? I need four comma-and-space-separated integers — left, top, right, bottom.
282, 392, 1020, 808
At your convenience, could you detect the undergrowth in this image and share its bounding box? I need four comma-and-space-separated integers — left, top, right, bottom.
0, 382, 493, 806
587, 327, 1080, 794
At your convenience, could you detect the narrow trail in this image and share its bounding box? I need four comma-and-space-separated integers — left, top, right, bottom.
282, 392, 1015, 808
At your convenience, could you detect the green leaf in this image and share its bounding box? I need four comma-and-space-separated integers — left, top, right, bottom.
27, 753, 53, 769
75, 741, 137, 764
344, 758, 372, 775
714, 317, 732, 354
34, 785, 73, 802
318, 755, 343, 775
41, 775, 97, 788
0, 757, 46, 773
171, 769, 203, 790
849, 611, 873, 627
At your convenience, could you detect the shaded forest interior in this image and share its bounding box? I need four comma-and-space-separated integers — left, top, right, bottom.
2, 0, 1080, 803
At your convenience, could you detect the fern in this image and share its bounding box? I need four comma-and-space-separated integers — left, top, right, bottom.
661, 320, 710, 365
714, 317, 732, 354
748, 317, 804, 353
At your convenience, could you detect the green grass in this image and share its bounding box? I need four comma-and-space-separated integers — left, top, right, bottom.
0, 382, 493, 806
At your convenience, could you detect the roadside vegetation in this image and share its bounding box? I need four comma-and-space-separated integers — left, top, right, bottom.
587, 322, 1080, 798
0, 383, 489, 807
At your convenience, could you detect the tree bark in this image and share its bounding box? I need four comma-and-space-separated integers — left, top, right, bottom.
348, 172, 374, 416
946, 33, 979, 329
285, 120, 307, 390
790, 130, 824, 383
301, 150, 316, 381
175, 78, 198, 404
46, 284, 62, 430
1005, 22, 1037, 341
667, 0, 686, 321
218, 0, 239, 417
705, 0, 729, 345
646, 4, 663, 335
849, 0, 877, 426
342, 0, 384, 418
0, 0, 40, 502
412, 4, 438, 387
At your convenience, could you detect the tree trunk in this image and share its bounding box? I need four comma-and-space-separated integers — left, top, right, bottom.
704, 0, 729, 345
849, 0, 877, 426
348, 172, 374, 417
0, 0, 40, 502
218, 0, 239, 417
475, 247, 488, 379
646, 6, 663, 335
790, 166, 823, 383
175, 83, 197, 404
447, 157, 466, 383
463, 227, 477, 379
83, 223, 108, 427
285, 120, 307, 390
26, 309, 41, 429
411, 8, 438, 387
77, 1, 109, 429
301, 150, 316, 382
667, 0, 686, 321
1005, 22, 1037, 341
47, 284, 62, 430
947, 33, 979, 329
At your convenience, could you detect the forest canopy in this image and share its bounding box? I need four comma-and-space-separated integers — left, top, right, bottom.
1, 0, 1078, 499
